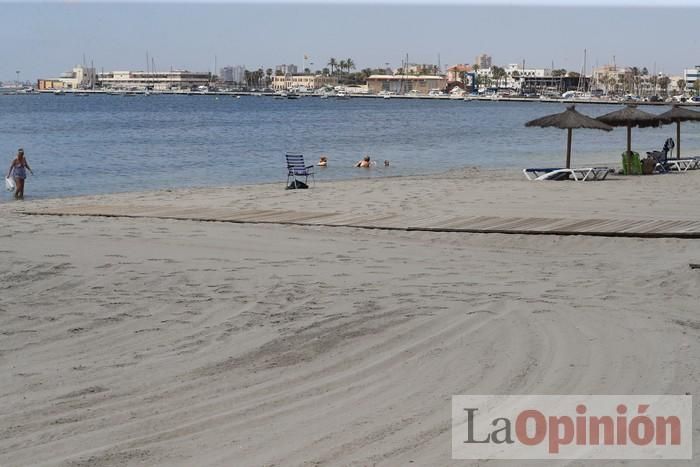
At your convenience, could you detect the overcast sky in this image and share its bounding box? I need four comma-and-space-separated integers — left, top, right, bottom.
1, 1, 699, 82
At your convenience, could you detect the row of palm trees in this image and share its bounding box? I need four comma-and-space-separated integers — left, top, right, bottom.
597, 71, 692, 97
327, 58, 355, 78
470, 64, 691, 97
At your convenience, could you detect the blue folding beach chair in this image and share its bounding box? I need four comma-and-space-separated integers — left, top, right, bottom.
647, 138, 674, 173
285, 153, 314, 189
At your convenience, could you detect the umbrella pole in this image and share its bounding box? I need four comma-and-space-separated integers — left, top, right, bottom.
677, 121, 681, 159
626, 126, 632, 155
625, 126, 632, 174
566, 128, 572, 169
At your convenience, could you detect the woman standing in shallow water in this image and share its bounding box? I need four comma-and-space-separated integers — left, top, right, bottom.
7, 148, 33, 200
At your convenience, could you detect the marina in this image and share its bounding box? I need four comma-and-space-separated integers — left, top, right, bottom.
2, 87, 697, 106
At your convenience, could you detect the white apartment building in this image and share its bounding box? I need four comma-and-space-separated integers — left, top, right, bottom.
684, 66, 699, 92
271, 74, 338, 91
58, 66, 97, 89
230, 65, 246, 84
97, 70, 210, 90
504, 64, 551, 78
220, 67, 234, 83
220, 65, 246, 84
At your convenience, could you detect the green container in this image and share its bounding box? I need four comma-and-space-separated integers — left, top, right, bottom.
621, 151, 642, 175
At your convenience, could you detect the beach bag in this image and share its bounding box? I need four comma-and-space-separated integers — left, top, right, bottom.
5, 177, 15, 192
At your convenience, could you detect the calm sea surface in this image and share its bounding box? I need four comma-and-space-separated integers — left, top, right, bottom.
1, 94, 697, 199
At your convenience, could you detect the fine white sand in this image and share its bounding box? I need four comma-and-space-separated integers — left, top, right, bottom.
1, 169, 699, 466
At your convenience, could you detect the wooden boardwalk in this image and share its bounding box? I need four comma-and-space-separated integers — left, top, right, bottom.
22, 205, 700, 238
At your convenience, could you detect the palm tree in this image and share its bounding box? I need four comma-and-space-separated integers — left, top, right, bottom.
338, 60, 347, 78
491, 66, 506, 88
628, 67, 640, 95
677, 79, 686, 95
658, 76, 670, 97
327, 58, 337, 76
255, 68, 264, 88
346, 58, 355, 75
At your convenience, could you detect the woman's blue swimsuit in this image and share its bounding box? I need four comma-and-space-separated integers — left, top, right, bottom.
13, 165, 26, 179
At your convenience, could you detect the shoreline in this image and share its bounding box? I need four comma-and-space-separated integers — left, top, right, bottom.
3, 161, 632, 204
2, 165, 615, 205
8, 163, 700, 229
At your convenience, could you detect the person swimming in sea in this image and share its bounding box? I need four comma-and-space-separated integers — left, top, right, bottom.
355, 155, 373, 168
318, 156, 328, 167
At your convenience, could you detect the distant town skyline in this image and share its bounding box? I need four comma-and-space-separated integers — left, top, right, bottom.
1, 2, 699, 82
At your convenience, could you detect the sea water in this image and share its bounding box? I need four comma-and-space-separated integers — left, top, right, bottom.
1, 94, 695, 199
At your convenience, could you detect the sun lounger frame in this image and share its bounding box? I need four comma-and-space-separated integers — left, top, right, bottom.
655, 157, 700, 173
523, 167, 611, 181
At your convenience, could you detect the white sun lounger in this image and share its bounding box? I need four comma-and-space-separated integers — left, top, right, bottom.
523, 167, 611, 181
656, 157, 700, 173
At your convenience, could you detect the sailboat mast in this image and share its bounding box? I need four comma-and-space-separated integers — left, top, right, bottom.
583, 48, 587, 92
403, 53, 408, 94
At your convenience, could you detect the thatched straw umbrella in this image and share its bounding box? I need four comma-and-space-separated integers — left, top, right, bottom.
656, 105, 700, 159
525, 105, 613, 168
596, 104, 664, 157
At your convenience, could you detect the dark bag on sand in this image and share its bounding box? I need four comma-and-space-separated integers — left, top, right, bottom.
286, 180, 308, 189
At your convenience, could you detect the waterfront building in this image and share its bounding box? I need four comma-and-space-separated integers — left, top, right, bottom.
63, 66, 97, 89
446, 64, 473, 82
669, 75, 684, 93
36, 79, 65, 90
220, 66, 234, 83
684, 66, 699, 92
500, 64, 552, 89
504, 64, 551, 78
220, 65, 246, 84
37, 65, 96, 90
475, 54, 492, 69
366, 75, 448, 95
231, 65, 246, 84
275, 64, 298, 76
270, 74, 338, 91
97, 70, 210, 90
593, 64, 674, 96
406, 64, 440, 75
592, 65, 631, 94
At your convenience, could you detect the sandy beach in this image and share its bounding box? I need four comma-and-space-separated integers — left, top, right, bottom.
1, 168, 699, 466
